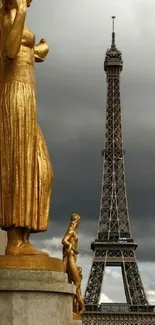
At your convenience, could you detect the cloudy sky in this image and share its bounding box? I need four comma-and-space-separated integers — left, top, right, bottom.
1, 0, 155, 304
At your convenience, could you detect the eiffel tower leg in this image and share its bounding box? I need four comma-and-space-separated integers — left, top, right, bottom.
122, 254, 148, 306
84, 260, 106, 305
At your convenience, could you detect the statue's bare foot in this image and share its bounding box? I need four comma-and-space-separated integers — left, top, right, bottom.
5, 243, 22, 256
18, 242, 49, 256
79, 307, 86, 315
5, 227, 48, 256
20, 228, 48, 255
6, 242, 48, 256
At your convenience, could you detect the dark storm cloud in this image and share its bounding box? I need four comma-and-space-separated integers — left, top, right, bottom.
26, 0, 155, 262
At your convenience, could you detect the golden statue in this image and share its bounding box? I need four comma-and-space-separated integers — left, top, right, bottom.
0, 0, 53, 257
62, 214, 85, 318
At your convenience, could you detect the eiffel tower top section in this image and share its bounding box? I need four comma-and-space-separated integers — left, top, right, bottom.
104, 16, 123, 72
96, 16, 132, 245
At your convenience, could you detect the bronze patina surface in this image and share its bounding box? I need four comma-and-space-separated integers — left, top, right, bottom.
0, 255, 63, 272
0, 0, 53, 258
62, 214, 85, 318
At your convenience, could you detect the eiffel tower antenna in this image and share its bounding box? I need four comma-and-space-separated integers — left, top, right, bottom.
112, 15, 116, 47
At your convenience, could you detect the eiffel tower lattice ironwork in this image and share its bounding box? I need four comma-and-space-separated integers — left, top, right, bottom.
83, 17, 155, 325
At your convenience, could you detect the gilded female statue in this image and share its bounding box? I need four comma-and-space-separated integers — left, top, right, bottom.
0, 0, 53, 255
62, 214, 85, 316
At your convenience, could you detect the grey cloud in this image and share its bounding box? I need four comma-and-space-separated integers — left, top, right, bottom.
27, 0, 155, 264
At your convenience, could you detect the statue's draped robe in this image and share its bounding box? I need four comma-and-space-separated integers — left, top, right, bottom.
0, 22, 53, 231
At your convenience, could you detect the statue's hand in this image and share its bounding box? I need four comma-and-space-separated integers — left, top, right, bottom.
34, 39, 49, 62
39, 39, 49, 53
13, 0, 27, 11
73, 248, 79, 255
39, 39, 47, 44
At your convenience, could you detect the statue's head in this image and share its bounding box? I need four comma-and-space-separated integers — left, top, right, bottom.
2, 0, 32, 9
26, 0, 32, 7
69, 213, 80, 229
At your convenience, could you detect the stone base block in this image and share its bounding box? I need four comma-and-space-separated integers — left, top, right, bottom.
0, 268, 75, 325
72, 321, 82, 325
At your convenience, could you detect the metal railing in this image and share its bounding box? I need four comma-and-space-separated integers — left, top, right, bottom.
85, 304, 155, 313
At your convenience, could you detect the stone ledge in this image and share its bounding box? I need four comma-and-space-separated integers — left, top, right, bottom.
0, 279, 75, 294
0, 269, 67, 282
0, 269, 76, 295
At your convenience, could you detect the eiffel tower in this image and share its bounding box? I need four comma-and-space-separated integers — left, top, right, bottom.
83, 17, 155, 325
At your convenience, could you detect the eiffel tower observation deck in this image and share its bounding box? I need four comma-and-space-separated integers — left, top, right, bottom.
83, 17, 155, 325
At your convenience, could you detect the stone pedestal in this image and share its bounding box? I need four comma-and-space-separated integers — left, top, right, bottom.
72, 321, 82, 325
0, 269, 75, 325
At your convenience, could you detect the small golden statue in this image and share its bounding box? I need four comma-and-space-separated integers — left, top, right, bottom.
62, 214, 85, 319
0, 0, 53, 257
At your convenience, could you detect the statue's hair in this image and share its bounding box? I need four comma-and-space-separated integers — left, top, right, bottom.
2, 0, 12, 9
0, 12, 3, 78
2, 0, 11, 4
69, 214, 80, 229
0, 0, 10, 79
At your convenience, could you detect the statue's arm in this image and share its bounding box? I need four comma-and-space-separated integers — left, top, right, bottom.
34, 39, 49, 63
62, 231, 73, 248
4, 8, 26, 59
